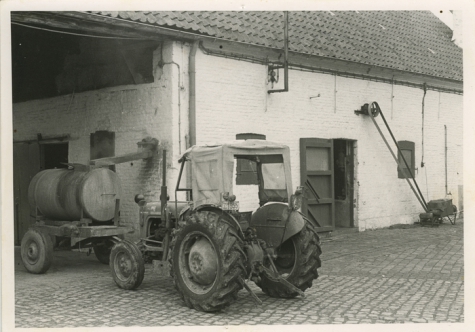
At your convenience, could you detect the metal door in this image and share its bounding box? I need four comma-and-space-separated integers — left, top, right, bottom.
300, 138, 335, 232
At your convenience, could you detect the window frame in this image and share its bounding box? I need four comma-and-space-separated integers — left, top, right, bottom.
397, 140, 415, 179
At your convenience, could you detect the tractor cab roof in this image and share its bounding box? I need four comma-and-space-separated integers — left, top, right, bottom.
178, 140, 293, 208
179, 139, 291, 162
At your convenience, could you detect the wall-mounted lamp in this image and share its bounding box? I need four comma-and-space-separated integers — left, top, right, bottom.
268, 67, 280, 88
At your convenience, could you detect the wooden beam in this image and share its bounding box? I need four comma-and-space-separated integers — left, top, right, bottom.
11, 11, 188, 42
90, 150, 155, 166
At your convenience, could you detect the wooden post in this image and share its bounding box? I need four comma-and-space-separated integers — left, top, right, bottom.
114, 199, 120, 226
161, 150, 170, 261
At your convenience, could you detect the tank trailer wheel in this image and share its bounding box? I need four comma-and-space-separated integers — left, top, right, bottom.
110, 240, 145, 290
257, 221, 322, 298
170, 210, 246, 312
20, 228, 54, 274
93, 240, 113, 265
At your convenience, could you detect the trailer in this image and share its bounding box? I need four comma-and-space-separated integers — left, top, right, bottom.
20, 138, 157, 274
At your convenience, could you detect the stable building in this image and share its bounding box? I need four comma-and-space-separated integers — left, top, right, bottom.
11, 11, 463, 243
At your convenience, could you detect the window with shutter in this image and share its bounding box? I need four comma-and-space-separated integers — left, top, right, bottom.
397, 141, 415, 179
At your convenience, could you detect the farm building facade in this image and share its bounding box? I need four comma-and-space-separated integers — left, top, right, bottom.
10, 11, 463, 243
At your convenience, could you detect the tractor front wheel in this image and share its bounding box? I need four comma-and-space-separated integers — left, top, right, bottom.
257, 220, 322, 298
110, 240, 145, 290
170, 210, 246, 312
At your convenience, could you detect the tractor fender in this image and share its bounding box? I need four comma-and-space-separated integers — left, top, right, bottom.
250, 203, 305, 248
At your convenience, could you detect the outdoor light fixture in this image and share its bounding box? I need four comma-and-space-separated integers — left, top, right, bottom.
268, 67, 279, 87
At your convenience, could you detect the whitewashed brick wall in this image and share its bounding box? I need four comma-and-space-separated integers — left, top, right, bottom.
194, 50, 463, 230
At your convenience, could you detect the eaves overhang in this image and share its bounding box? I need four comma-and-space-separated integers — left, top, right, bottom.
11, 11, 463, 94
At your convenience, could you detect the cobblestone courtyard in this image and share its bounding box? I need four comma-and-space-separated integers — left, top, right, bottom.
14, 220, 464, 328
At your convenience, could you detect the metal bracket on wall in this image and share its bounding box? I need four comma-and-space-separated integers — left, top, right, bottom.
268, 12, 289, 94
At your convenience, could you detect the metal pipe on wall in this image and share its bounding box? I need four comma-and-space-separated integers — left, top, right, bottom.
445, 125, 448, 195
189, 41, 199, 147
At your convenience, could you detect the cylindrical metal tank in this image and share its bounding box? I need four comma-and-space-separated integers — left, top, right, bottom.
28, 168, 122, 222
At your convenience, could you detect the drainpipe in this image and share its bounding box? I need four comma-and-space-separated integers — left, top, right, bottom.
445, 125, 448, 195
189, 41, 199, 147
186, 41, 199, 199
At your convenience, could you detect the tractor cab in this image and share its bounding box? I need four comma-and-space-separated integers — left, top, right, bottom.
176, 139, 305, 248
177, 139, 301, 212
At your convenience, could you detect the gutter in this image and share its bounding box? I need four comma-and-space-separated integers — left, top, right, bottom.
198, 42, 463, 95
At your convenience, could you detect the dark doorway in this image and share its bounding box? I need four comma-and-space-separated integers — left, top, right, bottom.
42, 143, 69, 169
333, 139, 355, 228
13, 141, 69, 245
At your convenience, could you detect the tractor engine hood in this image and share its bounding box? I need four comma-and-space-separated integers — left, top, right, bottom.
140, 201, 190, 218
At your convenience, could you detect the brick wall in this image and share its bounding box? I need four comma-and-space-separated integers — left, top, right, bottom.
194, 50, 463, 230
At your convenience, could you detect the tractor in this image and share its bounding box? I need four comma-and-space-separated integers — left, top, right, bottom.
110, 139, 322, 312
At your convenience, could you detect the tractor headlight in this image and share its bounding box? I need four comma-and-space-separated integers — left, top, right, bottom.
221, 192, 239, 212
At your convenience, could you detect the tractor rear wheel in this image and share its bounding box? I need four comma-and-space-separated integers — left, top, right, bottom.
170, 210, 246, 312
257, 220, 322, 298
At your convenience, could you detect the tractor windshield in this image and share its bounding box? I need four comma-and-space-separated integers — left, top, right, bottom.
261, 163, 286, 190
257, 154, 287, 205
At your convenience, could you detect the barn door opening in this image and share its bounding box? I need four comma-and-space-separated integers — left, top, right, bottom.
13, 141, 69, 245
300, 138, 335, 232
334, 139, 355, 228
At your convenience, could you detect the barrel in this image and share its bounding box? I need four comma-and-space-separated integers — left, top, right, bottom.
28, 168, 122, 222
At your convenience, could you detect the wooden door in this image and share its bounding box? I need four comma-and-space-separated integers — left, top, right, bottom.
300, 138, 335, 232
13, 142, 41, 245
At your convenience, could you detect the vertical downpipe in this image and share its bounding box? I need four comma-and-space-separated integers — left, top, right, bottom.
161, 150, 170, 261
187, 41, 199, 198
283, 11, 289, 92
189, 41, 199, 147
445, 125, 448, 195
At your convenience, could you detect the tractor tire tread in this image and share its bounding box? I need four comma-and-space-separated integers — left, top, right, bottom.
257, 220, 322, 298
